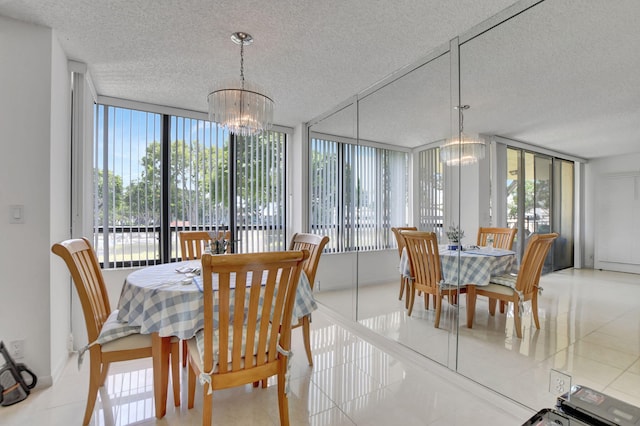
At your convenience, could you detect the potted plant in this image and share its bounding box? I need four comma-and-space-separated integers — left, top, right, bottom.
446, 225, 465, 250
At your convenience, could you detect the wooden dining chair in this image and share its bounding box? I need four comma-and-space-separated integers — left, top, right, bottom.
402, 231, 462, 327
466, 233, 558, 338
185, 250, 309, 426
477, 227, 517, 312
288, 232, 330, 366
391, 227, 417, 304
51, 238, 180, 425
476, 227, 517, 250
178, 229, 232, 366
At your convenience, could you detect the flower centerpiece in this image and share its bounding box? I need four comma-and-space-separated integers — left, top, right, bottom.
446, 225, 465, 250
206, 231, 229, 254
210, 238, 227, 254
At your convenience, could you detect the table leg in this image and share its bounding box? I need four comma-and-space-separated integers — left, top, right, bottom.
466, 285, 477, 329
152, 333, 170, 419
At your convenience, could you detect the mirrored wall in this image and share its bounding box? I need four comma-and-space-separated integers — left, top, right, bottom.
309, 0, 640, 411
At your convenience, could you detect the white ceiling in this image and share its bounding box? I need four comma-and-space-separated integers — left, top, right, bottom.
2, 0, 639, 159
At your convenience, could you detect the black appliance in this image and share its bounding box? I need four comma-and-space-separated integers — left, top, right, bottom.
522, 385, 640, 426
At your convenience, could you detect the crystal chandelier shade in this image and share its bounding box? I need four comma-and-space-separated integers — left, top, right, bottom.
440, 105, 485, 166
440, 134, 486, 166
208, 32, 274, 137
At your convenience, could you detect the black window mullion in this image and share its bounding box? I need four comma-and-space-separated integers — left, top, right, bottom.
161, 114, 170, 262
229, 133, 237, 252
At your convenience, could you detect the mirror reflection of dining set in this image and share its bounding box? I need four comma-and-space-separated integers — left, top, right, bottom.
51, 231, 329, 426
391, 227, 558, 338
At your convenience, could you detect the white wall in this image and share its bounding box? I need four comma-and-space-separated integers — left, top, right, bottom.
314, 250, 398, 291
0, 15, 70, 387
49, 30, 72, 382
585, 152, 640, 273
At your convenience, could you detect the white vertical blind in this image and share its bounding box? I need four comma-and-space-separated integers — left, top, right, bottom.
417, 147, 444, 239
310, 135, 409, 252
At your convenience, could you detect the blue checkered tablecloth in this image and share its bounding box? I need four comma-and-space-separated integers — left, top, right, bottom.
399, 246, 516, 287
117, 260, 317, 340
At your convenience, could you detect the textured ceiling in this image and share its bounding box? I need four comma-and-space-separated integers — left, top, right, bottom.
1, 0, 639, 159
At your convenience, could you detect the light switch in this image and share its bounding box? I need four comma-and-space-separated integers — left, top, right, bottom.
9, 205, 24, 224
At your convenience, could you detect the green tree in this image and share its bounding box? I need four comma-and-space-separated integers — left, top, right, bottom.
94, 168, 124, 225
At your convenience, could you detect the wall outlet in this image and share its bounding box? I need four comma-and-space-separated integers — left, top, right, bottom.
549, 369, 571, 395
9, 339, 25, 359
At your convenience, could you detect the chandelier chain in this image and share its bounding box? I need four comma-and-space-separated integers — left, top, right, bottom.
240, 41, 245, 90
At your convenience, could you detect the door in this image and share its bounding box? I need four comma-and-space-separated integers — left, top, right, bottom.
506, 148, 573, 272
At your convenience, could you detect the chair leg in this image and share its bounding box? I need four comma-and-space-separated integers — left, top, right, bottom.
434, 294, 443, 328
202, 383, 213, 426
170, 341, 180, 407
466, 286, 477, 329
99, 361, 110, 386
182, 340, 188, 367
488, 298, 497, 316
302, 315, 313, 366
532, 294, 540, 329
514, 300, 523, 338
187, 362, 196, 409
84, 353, 101, 426
407, 286, 416, 316
277, 369, 290, 426
398, 275, 405, 300
500, 300, 506, 314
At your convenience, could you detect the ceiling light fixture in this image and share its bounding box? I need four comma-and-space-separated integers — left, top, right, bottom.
440, 105, 485, 166
208, 32, 274, 137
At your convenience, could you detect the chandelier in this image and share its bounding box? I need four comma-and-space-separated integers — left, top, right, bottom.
440, 105, 485, 166
208, 32, 274, 137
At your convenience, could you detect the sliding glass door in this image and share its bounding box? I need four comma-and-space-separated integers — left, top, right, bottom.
506, 147, 573, 272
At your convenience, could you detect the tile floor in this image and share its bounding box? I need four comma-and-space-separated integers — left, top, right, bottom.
326, 267, 640, 412
0, 307, 533, 425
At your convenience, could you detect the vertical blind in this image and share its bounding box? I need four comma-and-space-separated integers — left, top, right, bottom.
310, 134, 409, 252
416, 147, 444, 239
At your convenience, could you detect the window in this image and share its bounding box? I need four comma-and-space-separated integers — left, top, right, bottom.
310, 134, 409, 252
94, 104, 287, 268
415, 147, 444, 239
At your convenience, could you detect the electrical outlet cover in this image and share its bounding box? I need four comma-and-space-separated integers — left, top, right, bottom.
549, 369, 571, 396
9, 339, 25, 359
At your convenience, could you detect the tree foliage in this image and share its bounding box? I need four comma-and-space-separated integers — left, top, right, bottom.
96, 133, 288, 227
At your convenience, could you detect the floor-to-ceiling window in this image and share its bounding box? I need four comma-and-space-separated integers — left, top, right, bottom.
93, 103, 288, 268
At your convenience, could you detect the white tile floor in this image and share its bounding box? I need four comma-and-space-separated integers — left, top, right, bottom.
0, 307, 533, 425
337, 267, 640, 412
4, 268, 638, 425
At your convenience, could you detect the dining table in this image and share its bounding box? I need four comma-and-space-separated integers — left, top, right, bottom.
399, 245, 517, 328
116, 259, 317, 419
